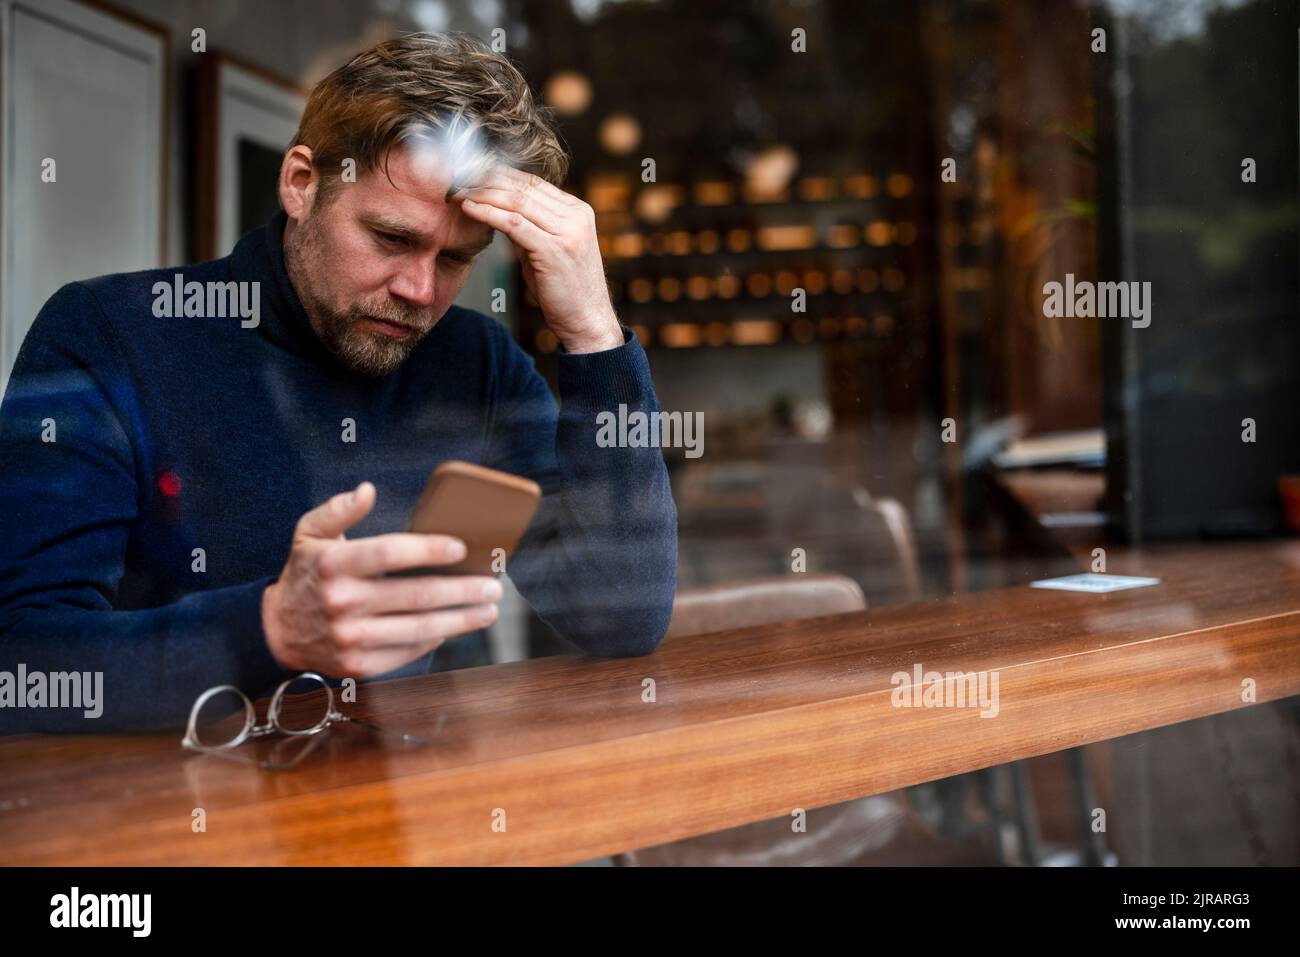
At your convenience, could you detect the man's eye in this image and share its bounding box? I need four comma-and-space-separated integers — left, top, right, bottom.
375, 231, 407, 246
440, 253, 471, 266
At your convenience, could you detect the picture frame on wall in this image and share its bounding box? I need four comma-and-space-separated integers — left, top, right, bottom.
193, 52, 306, 262
0, 0, 169, 392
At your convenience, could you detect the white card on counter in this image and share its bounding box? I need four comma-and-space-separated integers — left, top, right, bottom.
1030, 573, 1161, 593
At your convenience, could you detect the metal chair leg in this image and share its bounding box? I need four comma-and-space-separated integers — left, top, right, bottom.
1066, 746, 1110, 866
1009, 760, 1042, 866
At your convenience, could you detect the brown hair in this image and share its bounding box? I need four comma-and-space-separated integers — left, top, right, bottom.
291, 31, 569, 202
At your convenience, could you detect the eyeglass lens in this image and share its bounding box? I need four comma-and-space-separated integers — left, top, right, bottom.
269, 674, 334, 734
190, 687, 253, 749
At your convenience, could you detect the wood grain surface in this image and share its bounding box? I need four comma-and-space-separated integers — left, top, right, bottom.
2, 541, 1298, 865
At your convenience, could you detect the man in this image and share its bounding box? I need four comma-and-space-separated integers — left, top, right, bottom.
0, 32, 677, 733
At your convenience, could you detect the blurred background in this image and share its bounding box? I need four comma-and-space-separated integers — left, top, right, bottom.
1, 0, 1297, 866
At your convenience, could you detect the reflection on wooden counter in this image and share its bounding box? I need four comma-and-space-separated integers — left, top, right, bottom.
1, 541, 1298, 866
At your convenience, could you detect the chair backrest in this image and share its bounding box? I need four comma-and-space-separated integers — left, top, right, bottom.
619, 573, 897, 867
859, 493, 922, 600
666, 573, 866, 640
762, 470, 923, 606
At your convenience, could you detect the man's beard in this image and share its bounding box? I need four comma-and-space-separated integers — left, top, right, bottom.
284, 214, 438, 377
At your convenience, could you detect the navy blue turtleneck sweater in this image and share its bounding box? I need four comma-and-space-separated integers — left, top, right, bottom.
0, 211, 677, 733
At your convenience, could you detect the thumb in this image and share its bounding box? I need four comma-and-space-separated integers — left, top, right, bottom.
296, 481, 376, 540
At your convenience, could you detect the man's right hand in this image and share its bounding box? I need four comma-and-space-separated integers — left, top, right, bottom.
261, 481, 502, 677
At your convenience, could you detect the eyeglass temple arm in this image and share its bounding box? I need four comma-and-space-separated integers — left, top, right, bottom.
335, 712, 441, 746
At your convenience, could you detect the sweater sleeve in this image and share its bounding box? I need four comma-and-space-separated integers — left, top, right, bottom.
483, 322, 678, 657
0, 283, 293, 734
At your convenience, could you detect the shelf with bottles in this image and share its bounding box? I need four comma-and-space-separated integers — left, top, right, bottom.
530, 308, 906, 354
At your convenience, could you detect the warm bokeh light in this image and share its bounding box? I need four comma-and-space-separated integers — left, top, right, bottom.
543, 70, 593, 116
731, 319, 782, 345
842, 173, 878, 198
660, 322, 702, 348
598, 112, 642, 155
686, 276, 712, 300
757, 225, 816, 251
886, 172, 913, 197
797, 176, 837, 200
726, 228, 752, 252
828, 224, 861, 248
635, 184, 681, 223
844, 315, 869, 336
628, 278, 655, 303
586, 173, 631, 212
693, 180, 735, 205
612, 232, 645, 258
865, 221, 893, 246
743, 144, 799, 201
716, 273, 742, 298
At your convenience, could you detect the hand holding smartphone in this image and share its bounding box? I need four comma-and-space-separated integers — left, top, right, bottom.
397, 461, 542, 576
263, 463, 540, 678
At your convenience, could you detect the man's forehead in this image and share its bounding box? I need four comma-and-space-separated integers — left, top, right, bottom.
349, 146, 495, 247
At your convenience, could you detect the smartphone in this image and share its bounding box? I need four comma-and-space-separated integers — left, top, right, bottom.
396, 461, 542, 577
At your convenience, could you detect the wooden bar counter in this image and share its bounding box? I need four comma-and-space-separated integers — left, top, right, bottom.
2, 540, 1299, 865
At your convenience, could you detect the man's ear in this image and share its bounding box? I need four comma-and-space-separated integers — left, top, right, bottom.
279, 145, 317, 221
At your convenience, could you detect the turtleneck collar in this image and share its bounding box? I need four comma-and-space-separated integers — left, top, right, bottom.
229, 209, 351, 371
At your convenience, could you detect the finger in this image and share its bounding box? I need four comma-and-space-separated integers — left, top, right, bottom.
329, 643, 444, 679
334, 603, 499, 654
464, 164, 581, 206
453, 185, 570, 234
325, 574, 503, 617
318, 532, 467, 579
457, 198, 553, 255
499, 166, 584, 207
296, 482, 376, 541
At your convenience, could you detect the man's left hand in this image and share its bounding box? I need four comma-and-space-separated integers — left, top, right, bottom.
453, 167, 624, 354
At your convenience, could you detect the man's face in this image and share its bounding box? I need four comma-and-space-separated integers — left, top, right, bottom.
283, 145, 496, 376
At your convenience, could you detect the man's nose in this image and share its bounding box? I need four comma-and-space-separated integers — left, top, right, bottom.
389, 259, 436, 307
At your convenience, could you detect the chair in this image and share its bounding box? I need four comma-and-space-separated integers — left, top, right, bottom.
665, 573, 865, 638
762, 470, 923, 606
613, 573, 1001, 866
